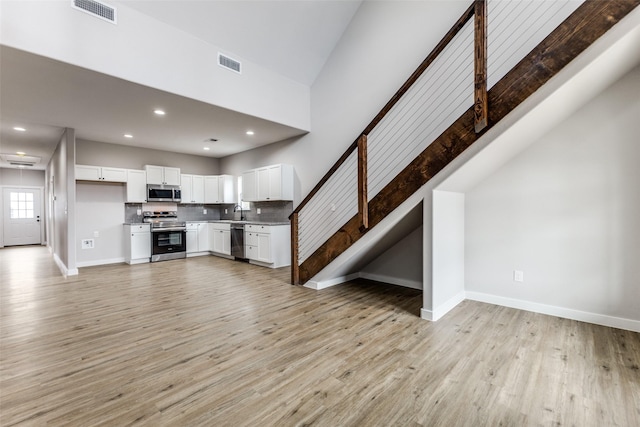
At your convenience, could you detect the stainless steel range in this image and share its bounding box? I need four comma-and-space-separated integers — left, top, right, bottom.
143, 211, 186, 262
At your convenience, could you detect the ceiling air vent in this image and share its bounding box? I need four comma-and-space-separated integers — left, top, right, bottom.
1, 154, 41, 168
218, 53, 242, 74
72, 0, 117, 24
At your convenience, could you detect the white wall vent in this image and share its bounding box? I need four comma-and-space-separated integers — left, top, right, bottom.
71, 0, 117, 24
218, 53, 242, 74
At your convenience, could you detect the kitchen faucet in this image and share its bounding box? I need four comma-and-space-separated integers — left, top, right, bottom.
233, 204, 246, 221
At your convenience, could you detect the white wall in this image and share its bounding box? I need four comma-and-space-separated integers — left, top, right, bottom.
220, 1, 472, 204
0, 0, 310, 131
360, 226, 423, 290
46, 128, 77, 275
0, 168, 45, 187
76, 139, 220, 175
430, 190, 465, 320
75, 182, 126, 267
465, 65, 640, 324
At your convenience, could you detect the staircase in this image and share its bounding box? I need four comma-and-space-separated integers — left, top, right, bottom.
290, 0, 640, 286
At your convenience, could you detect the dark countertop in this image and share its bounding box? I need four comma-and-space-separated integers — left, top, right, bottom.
186, 220, 290, 226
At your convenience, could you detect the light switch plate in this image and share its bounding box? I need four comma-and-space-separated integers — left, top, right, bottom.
514, 270, 524, 282
257, 208, 261, 214
203, 209, 207, 214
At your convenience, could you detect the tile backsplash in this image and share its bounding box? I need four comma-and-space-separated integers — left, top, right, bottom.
125, 201, 291, 223
220, 201, 292, 223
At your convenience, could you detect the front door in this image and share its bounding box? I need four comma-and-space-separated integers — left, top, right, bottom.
3, 188, 42, 246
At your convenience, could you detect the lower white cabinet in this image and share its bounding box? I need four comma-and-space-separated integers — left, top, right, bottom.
187, 222, 210, 256
209, 223, 231, 256
244, 224, 290, 268
124, 224, 150, 264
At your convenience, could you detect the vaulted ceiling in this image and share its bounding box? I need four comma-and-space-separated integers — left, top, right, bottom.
0, 0, 362, 170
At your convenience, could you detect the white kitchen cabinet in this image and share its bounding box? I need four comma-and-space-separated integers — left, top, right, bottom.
126, 169, 147, 203
181, 174, 205, 204
209, 223, 231, 256
76, 164, 127, 183
204, 176, 219, 204
186, 222, 209, 256
124, 224, 150, 264
242, 170, 257, 202
244, 224, 290, 268
241, 164, 293, 201
144, 165, 181, 185
197, 222, 209, 252
204, 175, 235, 204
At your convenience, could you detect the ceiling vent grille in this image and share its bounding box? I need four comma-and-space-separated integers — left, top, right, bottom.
1, 154, 41, 168
72, 0, 117, 24
218, 53, 242, 74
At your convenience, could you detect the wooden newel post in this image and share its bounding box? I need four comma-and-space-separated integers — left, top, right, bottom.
474, 0, 488, 133
290, 212, 300, 285
357, 134, 369, 230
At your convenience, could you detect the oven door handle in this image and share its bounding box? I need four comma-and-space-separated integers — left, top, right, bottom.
152, 227, 186, 232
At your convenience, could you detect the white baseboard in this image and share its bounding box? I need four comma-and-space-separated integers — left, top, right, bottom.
53, 253, 78, 277
187, 252, 209, 258
76, 258, 125, 268
305, 273, 360, 290
306, 272, 424, 291
358, 272, 423, 290
466, 291, 640, 333
421, 290, 466, 321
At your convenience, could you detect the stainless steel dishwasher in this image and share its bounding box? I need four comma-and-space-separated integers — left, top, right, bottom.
231, 224, 246, 259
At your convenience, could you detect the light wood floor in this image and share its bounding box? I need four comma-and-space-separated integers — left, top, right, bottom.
1, 246, 639, 426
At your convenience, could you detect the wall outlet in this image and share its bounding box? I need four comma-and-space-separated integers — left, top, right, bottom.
137, 209, 142, 216
257, 208, 261, 214
514, 270, 524, 282
203, 209, 207, 214
82, 239, 94, 249
224, 209, 228, 214
93, 231, 100, 238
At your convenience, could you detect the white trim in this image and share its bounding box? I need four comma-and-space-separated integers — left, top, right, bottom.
305, 273, 360, 290
358, 272, 422, 290
186, 252, 209, 258
306, 272, 423, 291
421, 290, 466, 321
53, 253, 78, 277
466, 291, 640, 333
76, 257, 125, 268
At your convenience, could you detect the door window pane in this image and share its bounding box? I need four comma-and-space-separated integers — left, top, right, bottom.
9, 192, 34, 219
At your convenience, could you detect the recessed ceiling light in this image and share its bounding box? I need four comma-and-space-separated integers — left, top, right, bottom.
246, 130, 254, 135
154, 109, 166, 116
13, 127, 26, 132
124, 134, 133, 138
16, 151, 26, 156
203, 147, 210, 151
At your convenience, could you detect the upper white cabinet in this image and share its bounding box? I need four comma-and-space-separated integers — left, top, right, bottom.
204, 175, 235, 204
126, 169, 147, 203
242, 164, 293, 202
76, 165, 127, 183
181, 174, 205, 204
144, 165, 181, 185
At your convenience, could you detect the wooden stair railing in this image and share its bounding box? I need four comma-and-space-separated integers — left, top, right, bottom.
290, 0, 639, 286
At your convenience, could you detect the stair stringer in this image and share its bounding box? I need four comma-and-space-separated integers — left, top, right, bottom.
305, 4, 640, 318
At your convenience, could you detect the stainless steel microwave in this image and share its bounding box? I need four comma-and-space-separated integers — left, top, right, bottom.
147, 184, 181, 202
